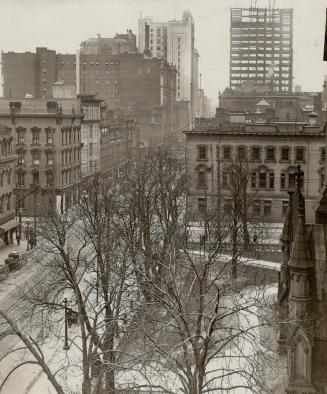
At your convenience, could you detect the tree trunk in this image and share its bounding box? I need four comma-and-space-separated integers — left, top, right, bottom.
231, 226, 238, 279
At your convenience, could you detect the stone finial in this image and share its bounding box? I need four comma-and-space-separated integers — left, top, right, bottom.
281, 191, 293, 245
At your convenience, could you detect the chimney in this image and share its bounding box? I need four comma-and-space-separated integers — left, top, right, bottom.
313, 93, 322, 125
9, 101, 21, 114
308, 111, 318, 126
47, 101, 58, 113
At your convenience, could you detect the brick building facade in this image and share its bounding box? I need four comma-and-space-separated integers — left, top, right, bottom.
77, 32, 137, 108
1, 47, 76, 99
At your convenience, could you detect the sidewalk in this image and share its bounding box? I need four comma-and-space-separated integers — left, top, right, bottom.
0, 239, 29, 266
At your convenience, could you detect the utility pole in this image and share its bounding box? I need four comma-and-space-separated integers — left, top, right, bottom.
324, 8, 327, 61
324, 11, 327, 185
34, 187, 37, 246
189, 82, 193, 130
216, 136, 221, 236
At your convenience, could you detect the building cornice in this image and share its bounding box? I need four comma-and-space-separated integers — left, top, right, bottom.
184, 130, 324, 138
0, 114, 83, 120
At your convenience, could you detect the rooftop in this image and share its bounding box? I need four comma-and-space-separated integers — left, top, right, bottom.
185, 120, 323, 136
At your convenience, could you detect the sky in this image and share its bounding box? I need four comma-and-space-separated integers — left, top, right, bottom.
0, 0, 327, 105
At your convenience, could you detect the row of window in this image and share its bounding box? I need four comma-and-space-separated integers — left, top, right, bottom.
61, 127, 81, 145
18, 151, 55, 166
17, 165, 81, 188
198, 170, 300, 191
61, 166, 81, 186
83, 61, 118, 66
0, 140, 13, 157
198, 145, 307, 163
61, 149, 81, 165
197, 198, 289, 219
17, 127, 82, 146
17, 127, 55, 145
17, 171, 49, 186
17, 171, 53, 187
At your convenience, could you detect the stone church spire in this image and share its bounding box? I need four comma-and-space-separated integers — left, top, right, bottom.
285, 167, 316, 394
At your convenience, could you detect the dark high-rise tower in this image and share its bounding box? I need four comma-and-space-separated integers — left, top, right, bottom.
230, 7, 293, 92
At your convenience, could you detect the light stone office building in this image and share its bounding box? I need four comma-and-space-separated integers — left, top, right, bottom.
185, 120, 327, 224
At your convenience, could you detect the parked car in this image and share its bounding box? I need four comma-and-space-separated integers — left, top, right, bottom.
5, 252, 22, 271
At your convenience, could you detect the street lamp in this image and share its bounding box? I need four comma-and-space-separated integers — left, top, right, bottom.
25, 218, 31, 251
32, 185, 40, 246
63, 297, 70, 350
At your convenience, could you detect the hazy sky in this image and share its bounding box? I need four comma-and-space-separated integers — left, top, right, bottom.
1, 0, 326, 104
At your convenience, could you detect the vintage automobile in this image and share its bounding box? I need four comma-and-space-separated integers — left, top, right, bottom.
5, 251, 22, 271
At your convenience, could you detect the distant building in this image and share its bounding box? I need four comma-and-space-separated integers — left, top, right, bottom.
79, 31, 137, 56
195, 89, 212, 118
1, 47, 76, 99
138, 10, 195, 103
79, 94, 102, 179
0, 98, 83, 215
0, 124, 18, 245
277, 169, 327, 392
118, 54, 178, 145
100, 111, 138, 177
230, 7, 293, 92
76, 31, 137, 108
184, 120, 326, 224
219, 87, 322, 123
50, 82, 139, 184
51, 84, 105, 181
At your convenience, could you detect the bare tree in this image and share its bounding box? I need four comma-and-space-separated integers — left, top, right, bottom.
118, 147, 187, 301
0, 147, 281, 394
221, 161, 259, 278
0, 177, 139, 394
116, 227, 280, 394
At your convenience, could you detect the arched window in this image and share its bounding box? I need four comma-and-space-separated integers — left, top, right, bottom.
290, 335, 311, 385
7, 169, 11, 185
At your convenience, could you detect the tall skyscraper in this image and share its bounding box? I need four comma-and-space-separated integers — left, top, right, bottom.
230, 7, 293, 92
138, 10, 195, 102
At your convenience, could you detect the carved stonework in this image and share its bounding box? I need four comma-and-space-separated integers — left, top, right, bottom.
286, 333, 316, 393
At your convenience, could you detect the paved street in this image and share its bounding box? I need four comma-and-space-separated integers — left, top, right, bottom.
0, 231, 84, 393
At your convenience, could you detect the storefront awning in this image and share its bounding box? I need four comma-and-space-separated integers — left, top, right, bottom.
0, 219, 20, 233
